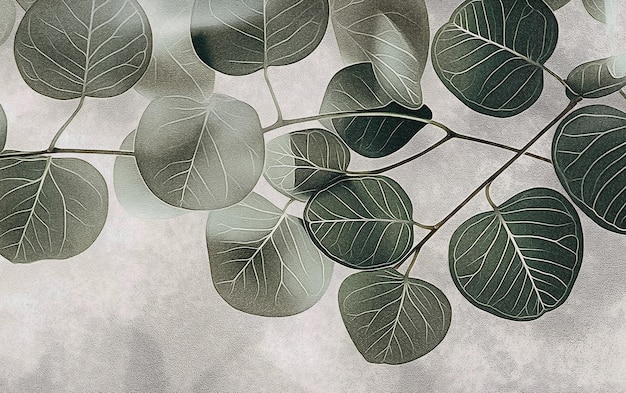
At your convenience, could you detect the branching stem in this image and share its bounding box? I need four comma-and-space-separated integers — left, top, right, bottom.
47, 95, 86, 151
0, 148, 134, 159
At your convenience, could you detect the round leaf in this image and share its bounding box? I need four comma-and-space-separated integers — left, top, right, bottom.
331, 0, 430, 109
304, 176, 414, 269
582, 0, 607, 23
14, 0, 152, 100
0, 104, 6, 152
553, 105, 626, 233
0, 156, 108, 263
113, 131, 186, 219
449, 188, 583, 321
432, 0, 558, 117
0, 0, 16, 46
566, 56, 626, 99
320, 63, 432, 158
339, 269, 451, 365
206, 193, 333, 317
134, 94, 264, 211
543, 0, 570, 10
264, 129, 350, 201
191, 0, 329, 76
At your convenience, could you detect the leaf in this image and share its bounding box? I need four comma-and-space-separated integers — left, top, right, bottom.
566, 56, 626, 99
582, 0, 607, 23
304, 175, 414, 269
320, 63, 432, 158
206, 193, 333, 317
113, 131, 186, 219
14, 0, 152, 100
191, 0, 329, 76
134, 94, 264, 211
553, 105, 626, 233
0, 156, 108, 263
330, 0, 429, 109
339, 269, 451, 365
16, 0, 36, 10
134, 0, 214, 100
543, 0, 570, 10
0, 104, 6, 152
0, 0, 16, 46
449, 188, 583, 321
432, 0, 558, 117
265, 129, 350, 201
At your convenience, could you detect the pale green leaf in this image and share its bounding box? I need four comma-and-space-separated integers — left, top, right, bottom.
582, 0, 607, 23
566, 56, 626, 99
0, 0, 16, 46
0, 156, 108, 263
16, 0, 36, 10
14, 0, 152, 100
134, 94, 264, 210
0, 104, 6, 152
207, 193, 333, 317
553, 105, 626, 233
339, 269, 451, 364
543, 0, 570, 10
449, 188, 583, 320
432, 0, 558, 117
191, 0, 329, 76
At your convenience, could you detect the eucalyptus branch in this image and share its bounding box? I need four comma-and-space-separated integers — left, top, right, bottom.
264, 66, 283, 123
47, 95, 86, 151
0, 148, 134, 159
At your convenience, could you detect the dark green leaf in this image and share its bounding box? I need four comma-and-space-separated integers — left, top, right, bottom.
134, 94, 264, 211
330, 0, 429, 109
304, 176, 414, 269
553, 105, 626, 233
191, 0, 329, 76
432, 0, 558, 117
0, 104, 6, 152
320, 63, 432, 158
207, 193, 333, 317
0, 156, 108, 263
264, 129, 350, 201
14, 0, 152, 100
543, 0, 570, 10
582, 0, 607, 23
0, 0, 16, 46
339, 269, 451, 365
113, 131, 186, 219
16, 0, 36, 10
449, 188, 583, 321
566, 56, 626, 99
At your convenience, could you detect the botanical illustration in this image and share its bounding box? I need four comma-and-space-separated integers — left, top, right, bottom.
0, 0, 625, 368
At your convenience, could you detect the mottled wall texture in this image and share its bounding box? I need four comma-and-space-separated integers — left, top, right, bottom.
0, 0, 625, 392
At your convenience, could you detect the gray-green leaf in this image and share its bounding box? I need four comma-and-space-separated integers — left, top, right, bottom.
543, 0, 570, 10
553, 105, 626, 233
16, 0, 36, 10
320, 63, 432, 158
0, 104, 6, 152
339, 269, 451, 365
432, 0, 558, 117
14, 0, 152, 100
566, 56, 626, 99
449, 188, 583, 321
0, 156, 108, 263
304, 176, 414, 269
264, 129, 350, 201
0, 0, 16, 46
113, 131, 186, 219
134, 94, 264, 211
331, 0, 429, 109
191, 0, 329, 76
582, 0, 607, 23
207, 193, 333, 317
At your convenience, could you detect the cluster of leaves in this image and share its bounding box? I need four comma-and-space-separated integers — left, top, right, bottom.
0, 0, 625, 365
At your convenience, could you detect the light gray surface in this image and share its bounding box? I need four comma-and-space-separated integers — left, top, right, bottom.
0, 1, 625, 391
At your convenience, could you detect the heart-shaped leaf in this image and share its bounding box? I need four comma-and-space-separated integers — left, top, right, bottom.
432, 0, 558, 117
339, 269, 451, 365
320, 63, 432, 158
207, 193, 333, 317
134, 94, 264, 211
304, 176, 414, 269
191, 0, 329, 76
449, 188, 583, 321
0, 0, 16, 46
544, 0, 571, 10
113, 131, 186, 219
566, 56, 626, 99
330, 0, 430, 109
264, 129, 350, 201
582, 0, 607, 23
14, 0, 152, 100
0, 104, 6, 152
0, 156, 108, 263
553, 105, 626, 233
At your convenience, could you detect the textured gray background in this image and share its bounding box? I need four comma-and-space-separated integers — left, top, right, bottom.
0, 1, 625, 391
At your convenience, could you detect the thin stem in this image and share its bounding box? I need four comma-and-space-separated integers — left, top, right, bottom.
0, 148, 134, 159
451, 132, 551, 163
541, 64, 575, 96
485, 182, 497, 209
264, 67, 283, 123
620, 89, 626, 101
402, 248, 421, 278
48, 95, 86, 151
